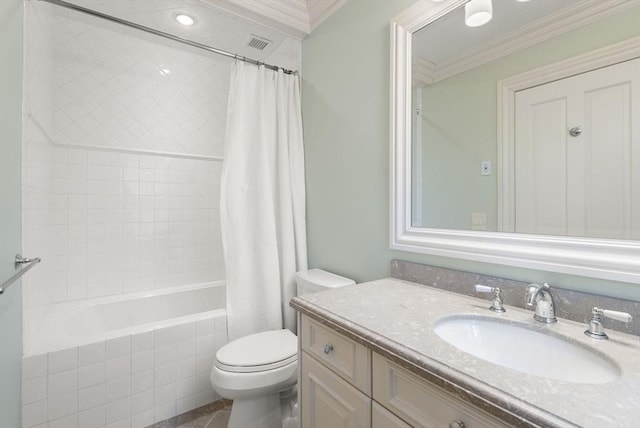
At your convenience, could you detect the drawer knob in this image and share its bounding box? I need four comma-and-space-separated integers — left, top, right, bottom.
449, 421, 465, 428
323, 344, 334, 354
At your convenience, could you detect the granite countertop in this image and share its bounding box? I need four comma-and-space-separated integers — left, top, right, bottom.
290, 278, 640, 428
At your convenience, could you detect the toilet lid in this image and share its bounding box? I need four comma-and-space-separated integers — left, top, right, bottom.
215, 329, 298, 373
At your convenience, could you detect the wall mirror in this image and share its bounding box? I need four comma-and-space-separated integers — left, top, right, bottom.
390, 0, 640, 283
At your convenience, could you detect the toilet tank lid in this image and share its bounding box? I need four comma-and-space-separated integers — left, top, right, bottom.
296, 269, 355, 288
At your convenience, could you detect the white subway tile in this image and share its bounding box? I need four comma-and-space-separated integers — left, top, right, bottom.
196, 352, 214, 375
195, 389, 216, 408
131, 409, 154, 428
176, 357, 196, 380
48, 368, 78, 395
196, 318, 215, 337
48, 348, 78, 374
23, 376, 47, 404
106, 336, 130, 359
176, 339, 196, 361
154, 345, 176, 366
106, 375, 131, 402
78, 405, 106, 428
79, 383, 106, 411
131, 331, 154, 352
23, 354, 48, 380
106, 355, 130, 379
79, 341, 105, 367
154, 382, 176, 405
154, 326, 176, 348
49, 413, 78, 428
131, 350, 153, 373
176, 376, 196, 400
154, 402, 176, 423
23, 399, 48, 428
106, 417, 131, 428
131, 389, 154, 415
154, 364, 176, 387
105, 397, 131, 424
196, 335, 215, 356
48, 390, 78, 420
194, 373, 210, 394
176, 395, 197, 415
131, 370, 154, 394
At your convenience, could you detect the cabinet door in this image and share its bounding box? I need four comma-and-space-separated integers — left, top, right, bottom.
301, 352, 371, 428
372, 401, 412, 428
372, 353, 513, 428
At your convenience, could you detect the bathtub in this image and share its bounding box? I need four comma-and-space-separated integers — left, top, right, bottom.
22, 281, 229, 428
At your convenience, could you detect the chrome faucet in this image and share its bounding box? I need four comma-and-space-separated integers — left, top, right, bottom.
525, 282, 557, 323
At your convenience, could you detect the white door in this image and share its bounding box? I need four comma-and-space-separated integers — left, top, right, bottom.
515, 58, 640, 239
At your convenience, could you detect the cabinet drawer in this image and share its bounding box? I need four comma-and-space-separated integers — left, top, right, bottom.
301, 351, 371, 428
372, 353, 512, 428
301, 315, 371, 393
372, 401, 412, 428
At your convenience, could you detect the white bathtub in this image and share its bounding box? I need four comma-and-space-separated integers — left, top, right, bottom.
27, 281, 226, 354
22, 281, 229, 427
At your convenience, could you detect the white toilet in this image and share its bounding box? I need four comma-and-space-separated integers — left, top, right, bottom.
210, 269, 355, 428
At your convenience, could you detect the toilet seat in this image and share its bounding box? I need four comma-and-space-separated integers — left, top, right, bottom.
215, 329, 297, 373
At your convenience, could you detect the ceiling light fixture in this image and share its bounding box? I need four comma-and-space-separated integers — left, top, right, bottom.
175, 14, 195, 26
465, 0, 493, 27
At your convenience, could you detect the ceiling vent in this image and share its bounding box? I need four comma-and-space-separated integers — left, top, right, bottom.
245, 35, 271, 51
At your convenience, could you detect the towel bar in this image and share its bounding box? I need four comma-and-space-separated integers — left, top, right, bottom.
0, 254, 41, 295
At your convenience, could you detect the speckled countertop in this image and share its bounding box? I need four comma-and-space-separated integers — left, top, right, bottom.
290, 278, 640, 428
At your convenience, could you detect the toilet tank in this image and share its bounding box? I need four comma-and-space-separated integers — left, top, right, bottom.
295, 269, 355, 296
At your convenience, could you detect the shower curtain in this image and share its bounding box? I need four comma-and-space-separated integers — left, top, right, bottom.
221, 61, 308, 341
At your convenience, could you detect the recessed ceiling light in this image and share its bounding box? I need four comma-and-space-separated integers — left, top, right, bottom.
175, 14, 195, 26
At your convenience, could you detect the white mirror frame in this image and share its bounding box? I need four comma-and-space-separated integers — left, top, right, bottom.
389, 0, 640, 284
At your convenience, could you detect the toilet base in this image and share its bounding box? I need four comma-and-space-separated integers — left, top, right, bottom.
227, 394, 281, 428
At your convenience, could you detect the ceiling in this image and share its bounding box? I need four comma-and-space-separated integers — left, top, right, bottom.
62, 0, 346, 70
413, 0, 579, 64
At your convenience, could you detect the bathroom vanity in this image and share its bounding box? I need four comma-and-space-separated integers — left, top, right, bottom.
290, 278, 640, 428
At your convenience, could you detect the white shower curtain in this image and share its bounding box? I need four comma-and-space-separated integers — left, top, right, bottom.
221, 61, 308, 341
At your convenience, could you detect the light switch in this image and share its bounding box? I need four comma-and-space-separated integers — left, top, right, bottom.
481, 161, 491, 176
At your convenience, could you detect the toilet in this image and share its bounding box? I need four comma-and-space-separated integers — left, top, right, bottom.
210, 269, 355, 428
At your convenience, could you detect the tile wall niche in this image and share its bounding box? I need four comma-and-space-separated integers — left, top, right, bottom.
22, 2, 228, 350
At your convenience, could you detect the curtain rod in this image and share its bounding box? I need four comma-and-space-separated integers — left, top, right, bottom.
37, 0, 298, 75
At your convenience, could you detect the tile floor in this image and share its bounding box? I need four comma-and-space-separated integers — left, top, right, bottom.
150, 399, 232, 428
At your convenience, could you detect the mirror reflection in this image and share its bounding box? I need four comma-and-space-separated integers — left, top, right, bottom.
410, 0, 640, 240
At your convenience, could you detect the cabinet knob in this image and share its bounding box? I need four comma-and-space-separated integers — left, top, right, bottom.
449, 421, 465, 428
323, 344, 334, 354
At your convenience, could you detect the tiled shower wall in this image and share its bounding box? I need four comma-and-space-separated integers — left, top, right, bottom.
22, 2, 228, 349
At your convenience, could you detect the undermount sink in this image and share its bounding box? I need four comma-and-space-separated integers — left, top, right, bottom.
433, 315, 620, 384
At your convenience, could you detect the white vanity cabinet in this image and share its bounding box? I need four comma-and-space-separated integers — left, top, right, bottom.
299, 314, 513, 428
300, 315, 372, 428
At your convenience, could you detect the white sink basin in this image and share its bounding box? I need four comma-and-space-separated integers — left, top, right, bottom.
433, 316, 619, 384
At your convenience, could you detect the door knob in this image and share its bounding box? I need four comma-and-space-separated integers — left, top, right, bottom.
449, 421, 465, 428
569, 126, 582, 137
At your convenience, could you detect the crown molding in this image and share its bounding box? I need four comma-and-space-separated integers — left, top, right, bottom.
416, 0, 637, 85
202, 0, 310, 39
307, 0, 347, 31
201, 0, 347, 39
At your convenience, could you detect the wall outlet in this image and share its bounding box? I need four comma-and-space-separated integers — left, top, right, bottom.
481, 161, 491, 176
472, 212, 487, 230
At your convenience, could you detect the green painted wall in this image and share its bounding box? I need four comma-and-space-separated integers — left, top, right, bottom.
0, 0, 24, 425
301, 0, 640, 301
